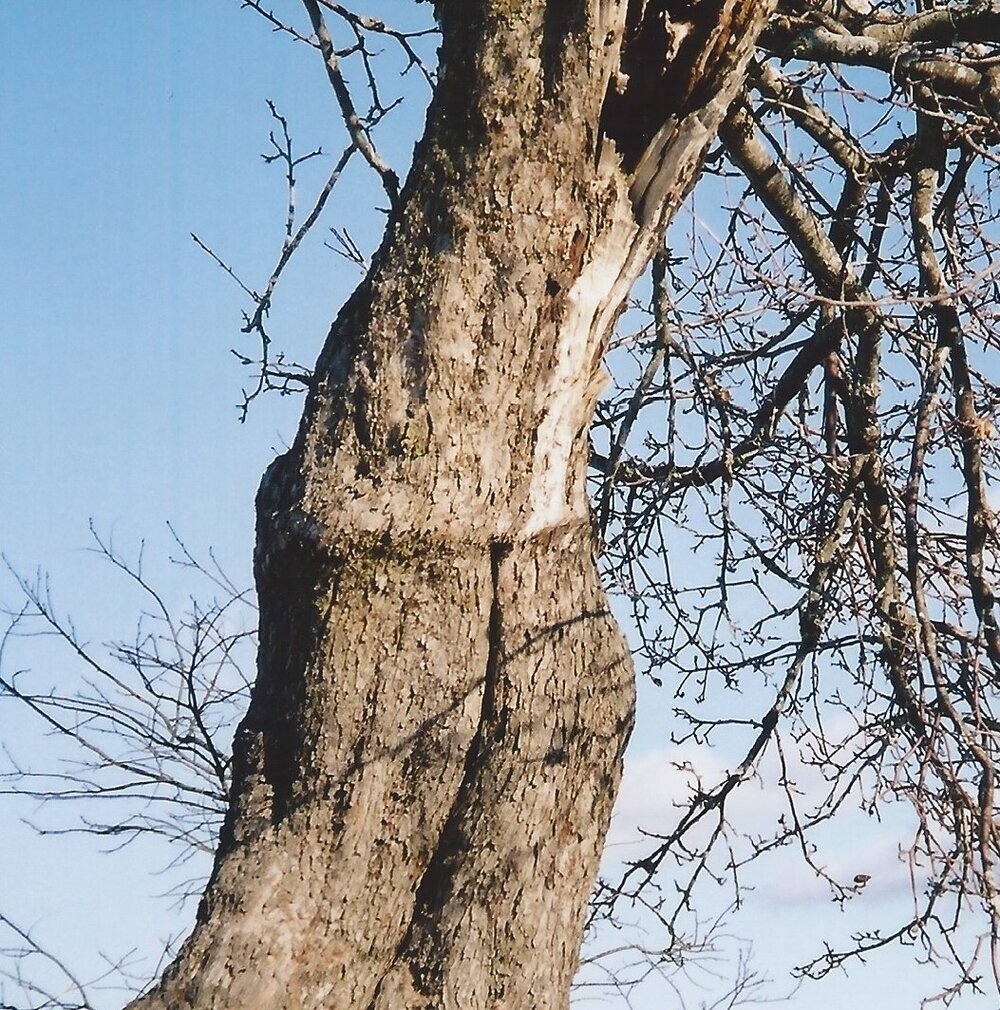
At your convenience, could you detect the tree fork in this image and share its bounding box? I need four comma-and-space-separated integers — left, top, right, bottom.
128, 2, 773, 1007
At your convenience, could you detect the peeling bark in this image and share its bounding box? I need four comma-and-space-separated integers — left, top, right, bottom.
127, 2, 773, 1008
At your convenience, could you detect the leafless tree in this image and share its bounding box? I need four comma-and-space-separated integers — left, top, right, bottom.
2, 526, 254, 868
586, 5, 1000, 1003
5, 1, 1000, 1008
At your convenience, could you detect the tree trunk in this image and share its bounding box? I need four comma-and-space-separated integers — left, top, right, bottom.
130, 2, 771, 1007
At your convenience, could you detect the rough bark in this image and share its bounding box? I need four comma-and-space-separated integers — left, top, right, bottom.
129, 2, 772, 1008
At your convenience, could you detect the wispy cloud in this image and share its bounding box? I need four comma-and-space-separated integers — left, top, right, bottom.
604, 741, 921, 911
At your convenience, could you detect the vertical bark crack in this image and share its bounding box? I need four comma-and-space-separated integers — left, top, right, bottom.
479, 539, 508, 728
365, 538, 510, 1006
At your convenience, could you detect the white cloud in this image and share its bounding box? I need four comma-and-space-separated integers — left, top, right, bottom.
604, 739, 921, 911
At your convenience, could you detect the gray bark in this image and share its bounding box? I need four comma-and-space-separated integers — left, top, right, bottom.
129, 2, 772, 1007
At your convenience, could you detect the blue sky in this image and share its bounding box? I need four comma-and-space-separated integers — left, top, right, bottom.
0, 4, 430, 1002
0, 4, 985, 1009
